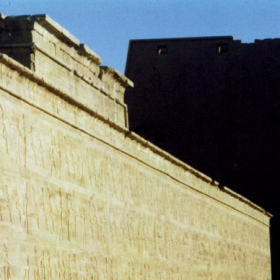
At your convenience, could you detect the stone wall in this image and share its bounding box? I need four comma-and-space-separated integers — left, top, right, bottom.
0, 15, 272, 279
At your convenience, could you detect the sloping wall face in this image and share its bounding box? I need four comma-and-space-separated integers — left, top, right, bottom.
0, 15, 272, 279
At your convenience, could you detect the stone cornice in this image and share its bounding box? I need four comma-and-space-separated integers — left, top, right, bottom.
1, 14, 102, 65
100, 66, 134, 88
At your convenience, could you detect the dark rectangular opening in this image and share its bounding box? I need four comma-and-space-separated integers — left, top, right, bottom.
217, 44, 228, 53
157, 45, 167, 55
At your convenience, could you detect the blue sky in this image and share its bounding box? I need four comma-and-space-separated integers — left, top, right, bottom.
2, 0, 280, 73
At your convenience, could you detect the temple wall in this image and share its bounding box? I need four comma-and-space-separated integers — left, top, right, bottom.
0, 15, 272, 279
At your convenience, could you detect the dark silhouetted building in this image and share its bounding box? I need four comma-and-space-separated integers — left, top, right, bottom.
125, 36, 280, 279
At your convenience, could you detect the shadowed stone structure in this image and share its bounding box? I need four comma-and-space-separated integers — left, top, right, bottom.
125, 36, 280, 279
0, 15, 272, 279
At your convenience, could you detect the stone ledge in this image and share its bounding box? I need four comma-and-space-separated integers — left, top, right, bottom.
0, 13, 102, 65
3, 14, 79, 47
0, 53, 128, 128
100, 66, 134, 89
125, 129, 272, 224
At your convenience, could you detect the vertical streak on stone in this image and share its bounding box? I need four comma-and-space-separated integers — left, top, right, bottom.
0, 199, 2, 222
16, 114, 27, 168
0, 104, 9, 154
25, 187, 29, 235
6, 186, 12, 225
23, 115, 27, 168
67, 208, 70, 242
3, 243, 10, 280
59, 188, 63, 241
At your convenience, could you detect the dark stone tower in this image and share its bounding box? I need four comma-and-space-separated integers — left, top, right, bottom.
125, 36, 280, 279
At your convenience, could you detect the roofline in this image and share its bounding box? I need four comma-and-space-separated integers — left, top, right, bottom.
128, 36, 236, 43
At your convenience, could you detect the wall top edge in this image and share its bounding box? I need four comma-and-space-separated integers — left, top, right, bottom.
223, 187, 273, 218
3, 14, 79, 45
1, 14, 102, 65
128, 36, 236, 44
100, 66, 134, 88
77, 44, 102, 66
127, 131, 272, 220
128, 36, 280, 48
0, 52, 271, 221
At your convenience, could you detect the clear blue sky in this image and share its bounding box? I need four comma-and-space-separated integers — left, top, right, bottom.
2, 0, 280, 74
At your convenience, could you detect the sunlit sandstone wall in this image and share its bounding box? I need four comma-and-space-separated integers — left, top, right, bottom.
0, 14, 272, 279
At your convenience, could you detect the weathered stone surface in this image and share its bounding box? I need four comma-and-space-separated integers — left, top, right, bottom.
0, 14, 131, 129
0, 15, 272, 279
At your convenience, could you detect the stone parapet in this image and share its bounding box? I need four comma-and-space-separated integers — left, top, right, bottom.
0, 14, 132, 128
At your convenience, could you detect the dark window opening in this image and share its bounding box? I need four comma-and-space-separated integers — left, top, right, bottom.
217, 44, 228, 53
157, 46, 167, 55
